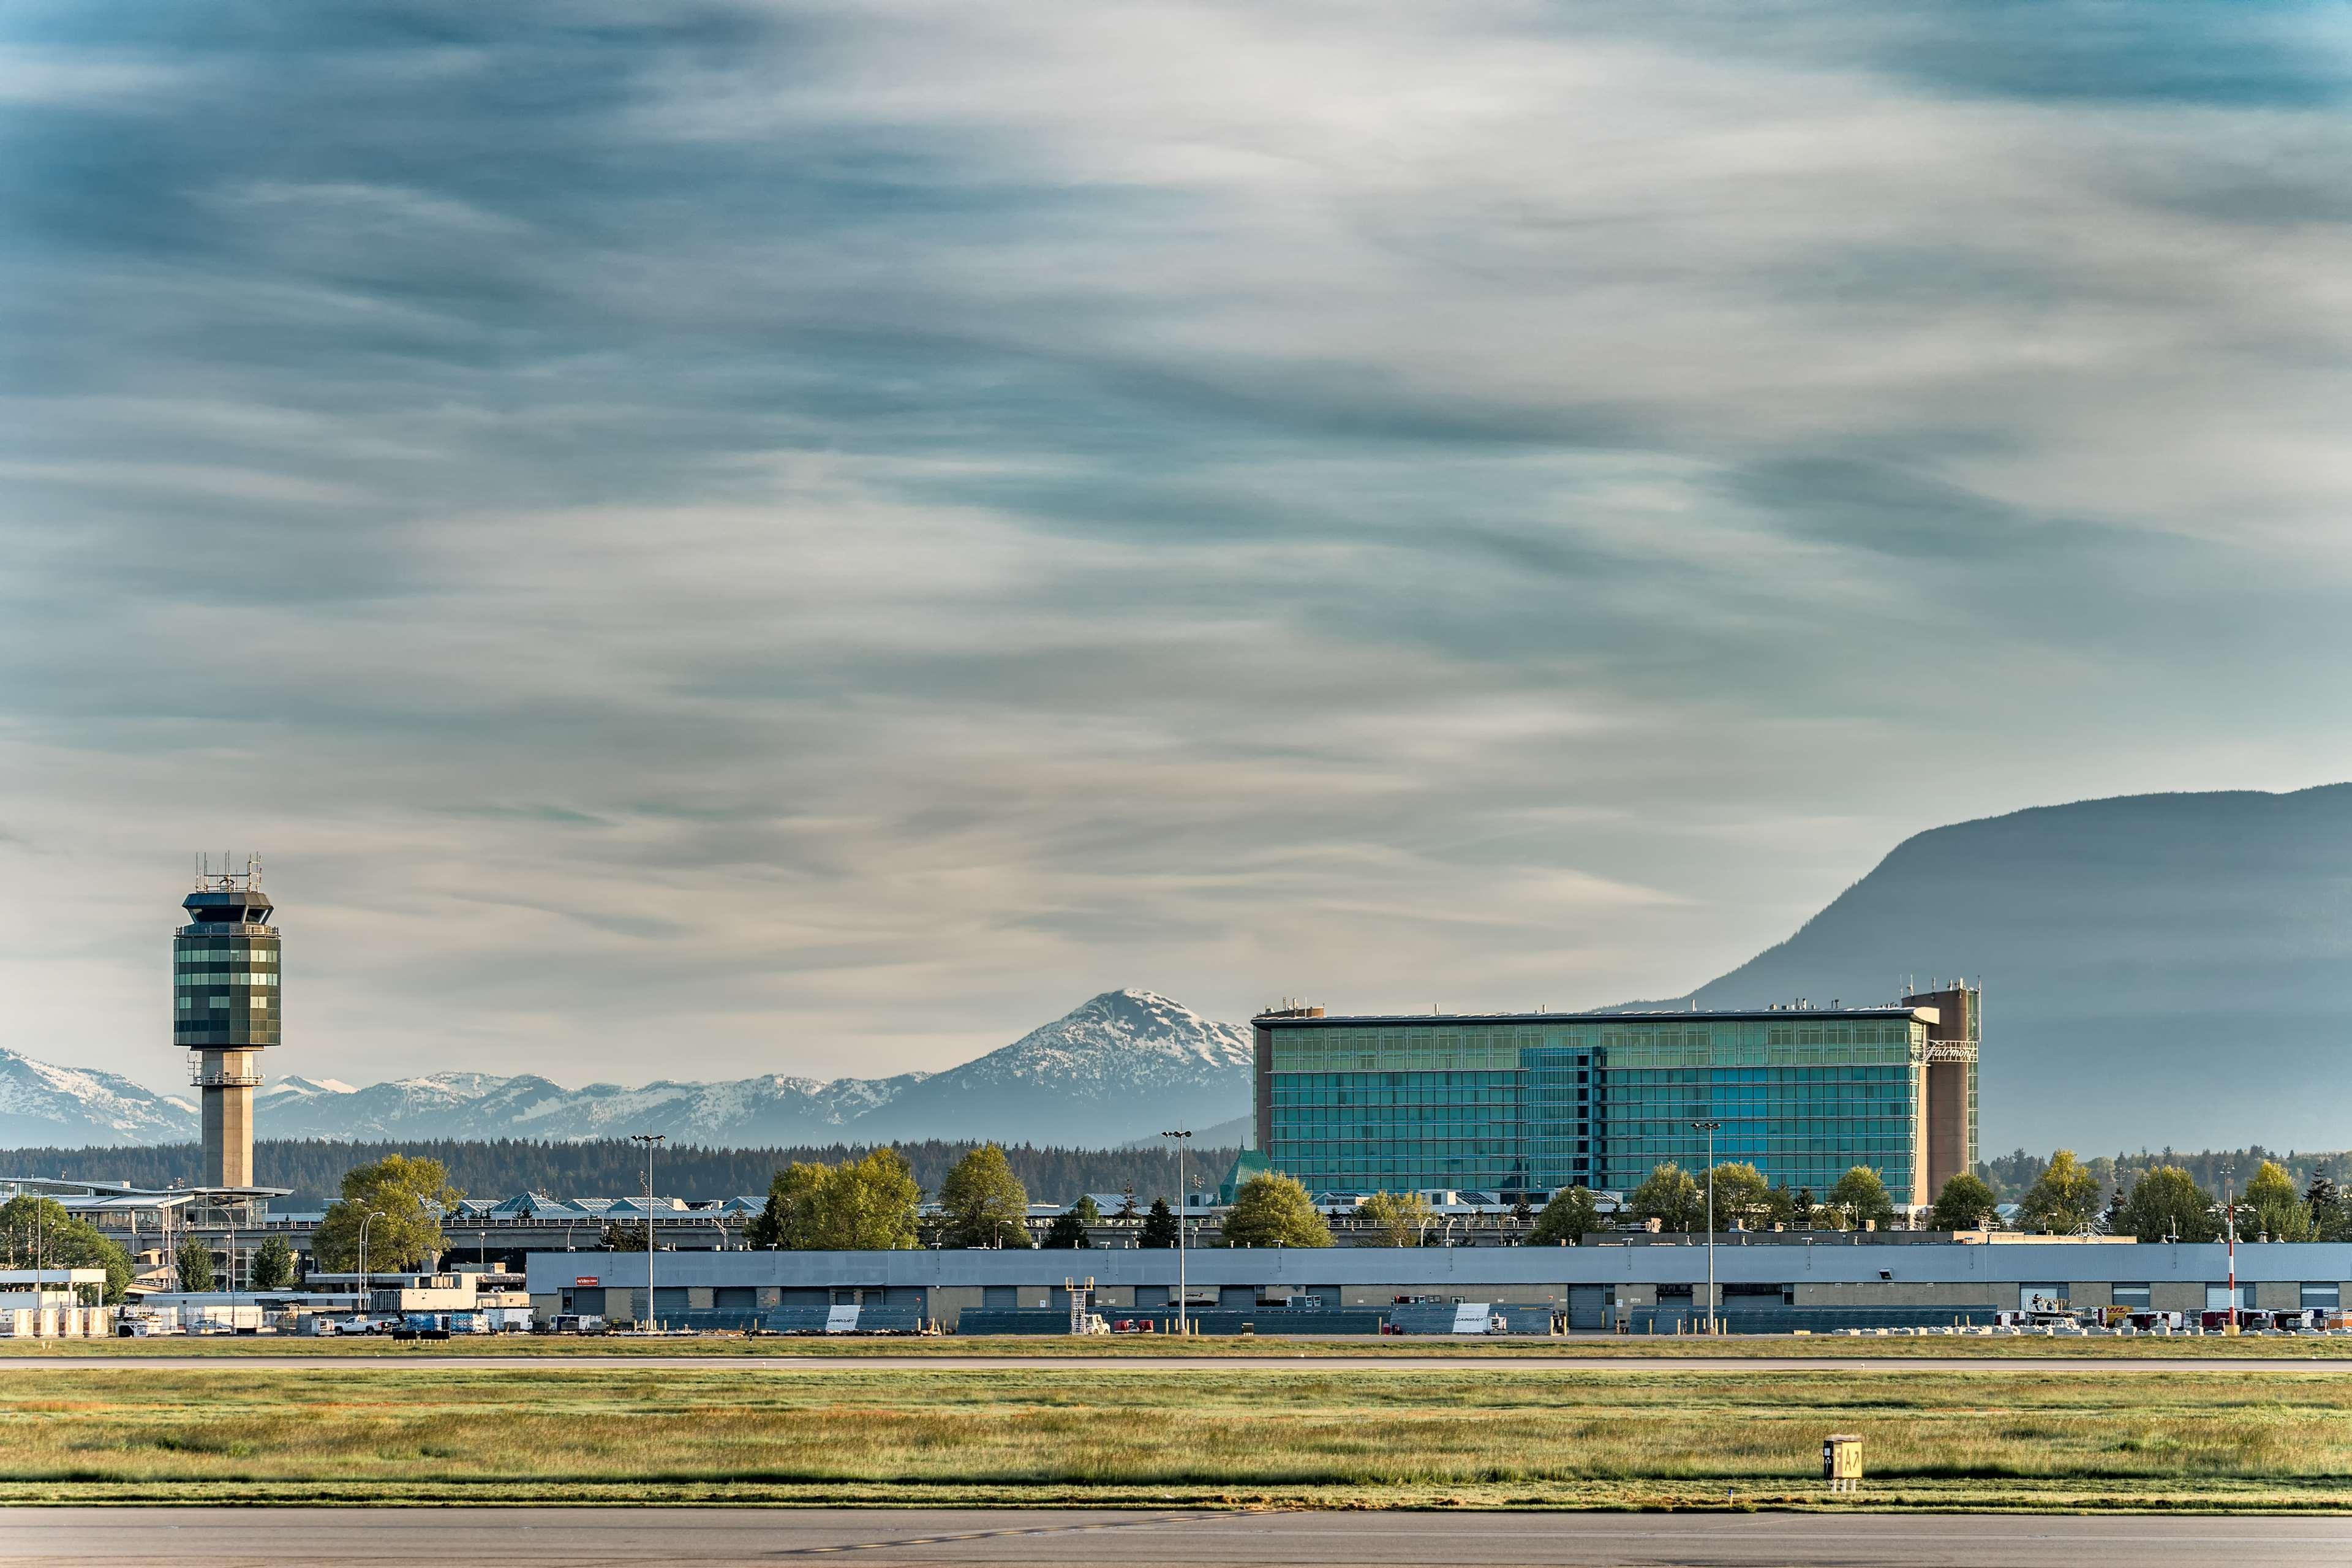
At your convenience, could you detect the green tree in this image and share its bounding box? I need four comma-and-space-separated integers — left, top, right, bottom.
748, 1149, 922, 1250
937, 1144, 1033, 1249
248, 1235, 298, 1290
1043, 1195, 1102, 1249
2019, 1149, 2101, 1234
2116, 1166, 2217, 1242
1528, 1186, 1602, 1246
1790, 1187, 1817, 1229
1828, 1166, 1895, 1230
1358, 1191, 1434, 1247
1629, 1163, 1703, 1232
175, 1234, 216, 1293
0, 1196, 132, 1303
2244, 1159, 2313, 1242
1930, 1173, 2000, 1232
1705, 1163, 1774, 1231
2307, 1172, 2349, 1242
312, 1154, 460, 1272
1221, 1173, 1332, 1248
1138, 1197, 1180, 1248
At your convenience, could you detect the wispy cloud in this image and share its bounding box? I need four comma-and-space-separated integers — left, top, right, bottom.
4, 1, 2350, 1088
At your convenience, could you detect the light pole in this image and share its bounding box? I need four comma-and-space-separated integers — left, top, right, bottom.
356, 1208, 384, 1325
2219, 1164, 2239, 1334
1161, 1129, 1191, 1336
1692, 1120, 1722, 1334
631, 1133, 665, 1329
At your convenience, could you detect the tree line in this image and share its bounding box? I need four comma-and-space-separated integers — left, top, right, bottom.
1978, 1145, 2352, 1204
741, 1145, 1335, 1251
0, 1138, 1239, 1210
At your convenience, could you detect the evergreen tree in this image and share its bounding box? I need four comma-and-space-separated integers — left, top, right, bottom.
1042, 1195, 1101, 1248
1790, 1187, 1817, 1229
1138, 1197, 1180, 1248
175, 1234, 216, 1292
2307, 1172, 2347, 1241
1221, 1174, 1331, 1248
937, 1144, 1033, 1249
249, 1235, 298, 1290
1528, 1186, 1601, 1246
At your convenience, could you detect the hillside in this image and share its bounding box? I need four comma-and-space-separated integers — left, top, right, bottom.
1653, 783, 2352, 1150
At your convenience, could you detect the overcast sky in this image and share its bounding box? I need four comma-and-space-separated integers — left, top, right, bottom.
7, 2, 2352, 1093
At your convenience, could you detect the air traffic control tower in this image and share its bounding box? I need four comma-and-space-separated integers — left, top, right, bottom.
173, 858, 279, 1187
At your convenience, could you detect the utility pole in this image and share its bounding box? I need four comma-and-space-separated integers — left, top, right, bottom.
1692, 1120, 1722, 1334
631, 1133, 666, 1329
1162, 1129, 1191, 1336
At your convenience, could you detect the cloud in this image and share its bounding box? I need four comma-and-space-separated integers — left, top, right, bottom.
4, 2, 2351, 1106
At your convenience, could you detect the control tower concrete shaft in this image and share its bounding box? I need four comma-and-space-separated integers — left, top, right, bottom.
174, 858, 279, 1188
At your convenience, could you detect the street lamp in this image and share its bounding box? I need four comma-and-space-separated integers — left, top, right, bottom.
1692, 1121, 1722, 1335
630, 1133, 666, 1330
1161, 1129, 1191, 1336
2217, 1164, 2241, 1334
356, 1208, 385, 1325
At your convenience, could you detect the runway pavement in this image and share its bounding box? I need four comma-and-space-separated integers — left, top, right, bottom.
6, 1351, 2352, 1371
6, 1508, 2352, 1566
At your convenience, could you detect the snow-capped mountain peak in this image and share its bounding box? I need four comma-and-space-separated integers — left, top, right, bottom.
0, 990, 1251, 1150
0, 1046, 197, 1147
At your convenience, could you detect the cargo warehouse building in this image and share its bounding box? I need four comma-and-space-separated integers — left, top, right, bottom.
1251, 984, 1978, 1205
532, 1240, 2350, 1333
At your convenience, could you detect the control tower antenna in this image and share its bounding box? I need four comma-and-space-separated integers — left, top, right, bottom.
173, 857, 280, 1188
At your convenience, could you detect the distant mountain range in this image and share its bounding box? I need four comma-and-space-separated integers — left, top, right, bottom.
0, 989, 1251, 1152
1642, 783, 2352, 1152
15, 785, 2352, 1159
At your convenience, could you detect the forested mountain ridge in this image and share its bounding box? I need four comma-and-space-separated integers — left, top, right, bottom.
1645, 784, 2352, 1150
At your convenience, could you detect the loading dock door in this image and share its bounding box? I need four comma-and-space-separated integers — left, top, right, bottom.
1567, 1286, 1607, 1330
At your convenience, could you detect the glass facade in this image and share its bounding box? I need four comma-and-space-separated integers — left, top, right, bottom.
1261, 1008, 1955, 1203
173, 888, 280, 1052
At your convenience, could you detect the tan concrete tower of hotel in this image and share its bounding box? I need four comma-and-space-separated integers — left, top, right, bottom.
1904, 981, 1980, 1200
173, 858, 279, 1188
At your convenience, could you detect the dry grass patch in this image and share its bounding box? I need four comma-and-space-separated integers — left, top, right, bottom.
6, 1367, 2352, 1509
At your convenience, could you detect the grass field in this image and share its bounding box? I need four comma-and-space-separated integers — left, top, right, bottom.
8, 1365, 2352, 1510
7, 1332, 2352, 1359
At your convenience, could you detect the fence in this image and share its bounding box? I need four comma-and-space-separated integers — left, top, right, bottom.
1624, 1304, 2003, 1335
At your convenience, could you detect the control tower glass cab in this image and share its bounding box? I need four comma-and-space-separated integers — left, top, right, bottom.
174, 859, 277, 1188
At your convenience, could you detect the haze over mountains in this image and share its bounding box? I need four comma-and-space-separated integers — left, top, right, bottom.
9, 786, 2352, 1158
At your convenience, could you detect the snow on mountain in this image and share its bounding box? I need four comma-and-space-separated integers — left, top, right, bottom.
247, 1067, 934, 1145
0, 1047, 197, 1147
849, 990, 1253, 1146
0, 989, 1252, 1150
